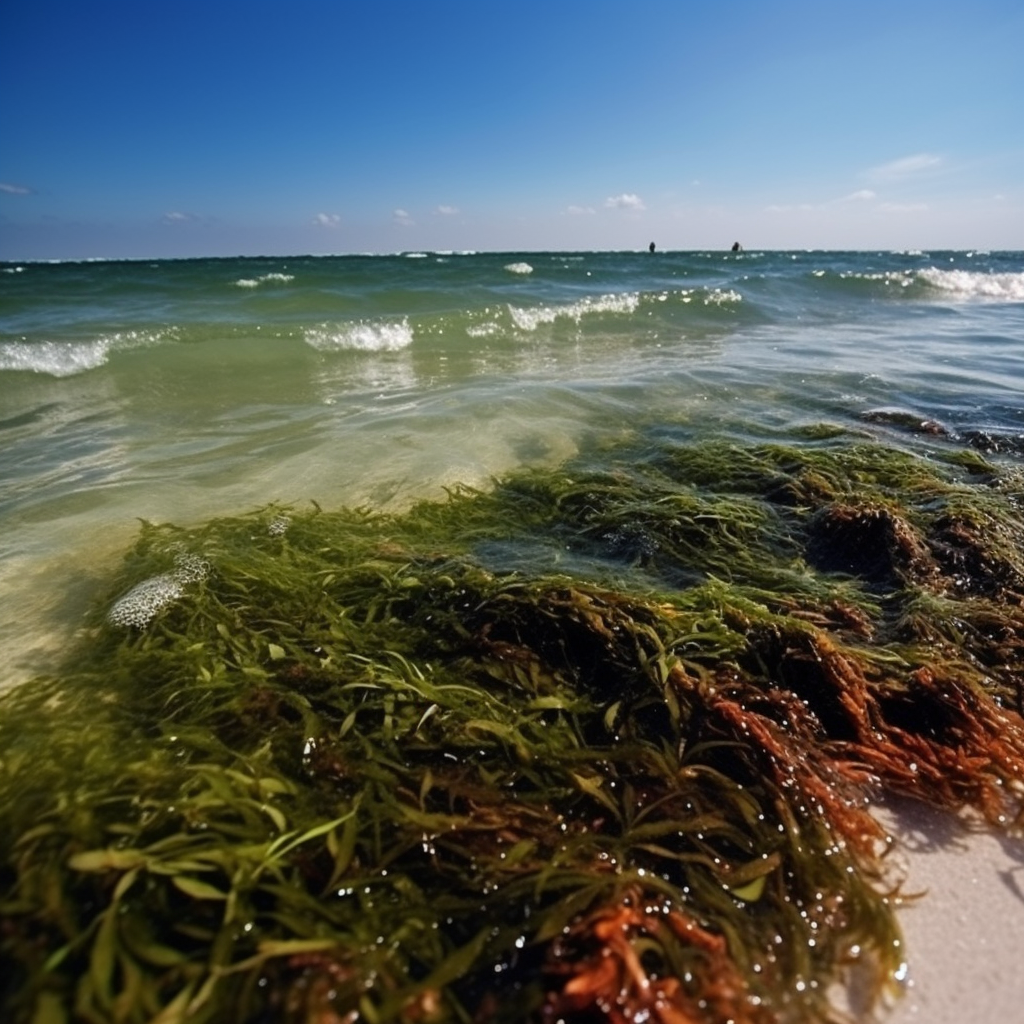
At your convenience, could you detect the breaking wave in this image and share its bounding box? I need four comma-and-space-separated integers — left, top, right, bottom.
834, 267, 1024, 302
303, 319, 414, 352
917, 268, 1024, 301
460, 287, 743, 339
235, 273, 296, 288
507, 292, 642, 331
0, 329, 175, 377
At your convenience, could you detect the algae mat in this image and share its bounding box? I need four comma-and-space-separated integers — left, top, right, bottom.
2, 434, 1024, 1024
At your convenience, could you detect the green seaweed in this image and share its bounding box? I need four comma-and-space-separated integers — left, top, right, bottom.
2, 435, 1024, 1023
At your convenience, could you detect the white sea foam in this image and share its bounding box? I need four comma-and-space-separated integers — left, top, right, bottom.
107, 552, 211, 629
0, 339, 113, 376
466, 322, 502, 338
504, 262, 533, 275
841, 270, 915, 287
508, 292, 640, 331
304, 319, 414, 352
676, 287, 743, 306
235, 272, 295, 288
917, 268, 1024, 301
0, 329, 172, 377
701, 288, 743, 306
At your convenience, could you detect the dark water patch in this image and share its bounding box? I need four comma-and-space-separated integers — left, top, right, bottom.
0, 402, 63, 434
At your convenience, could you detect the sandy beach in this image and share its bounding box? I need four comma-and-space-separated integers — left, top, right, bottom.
880, 801, 1024, 1023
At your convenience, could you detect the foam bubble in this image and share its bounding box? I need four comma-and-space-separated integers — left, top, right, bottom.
504, 262, 533, 275
107, 575, 184, 629
268, 514, 291, 536
304, 318, 414, 352
235, 272, 295, 288
107, 553, 210, 629
917, 268, 1024, 301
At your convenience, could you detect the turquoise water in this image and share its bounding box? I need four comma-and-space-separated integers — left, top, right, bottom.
1, 249, 1022, 686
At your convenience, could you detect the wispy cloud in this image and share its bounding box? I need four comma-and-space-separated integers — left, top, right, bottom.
163, 211, 197, 223
0, 182, 33, 195
313, 212, 341, 227
866, 153, 942, 181
767, 190, 928, 216
839, 189, 876, 203
435, 205, 459, 216
604, 193, 645, 211
393, 208, 415, 226
564, 204, 595, 216
769, 190, 876, 212
878, 201, 929, 214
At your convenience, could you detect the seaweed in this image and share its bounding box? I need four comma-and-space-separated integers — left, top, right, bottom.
2, 435, 1023, 1024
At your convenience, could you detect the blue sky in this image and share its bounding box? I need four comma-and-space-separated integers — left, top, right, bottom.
1, 0, 1021, 259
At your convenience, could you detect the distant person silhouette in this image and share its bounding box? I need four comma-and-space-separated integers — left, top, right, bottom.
649, 241, 656, 253
731, 241, 743, 252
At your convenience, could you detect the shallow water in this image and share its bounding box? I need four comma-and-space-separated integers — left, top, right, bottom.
2, 249, 1023, 687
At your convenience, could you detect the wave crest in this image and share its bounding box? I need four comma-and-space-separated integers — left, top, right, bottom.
0, 329, 173, 377
235, 273, 295, 288
918, 268, 1024, 301
508, 292, 641, 331
304, 319, 414, 352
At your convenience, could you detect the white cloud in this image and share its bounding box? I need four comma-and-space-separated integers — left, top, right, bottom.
0, 182, 33, 195
564, 204, 595, 216
770, 191, 876, 212
313, 212, 341, 226
163, 211, 197, 223
878, 201, 929, 213
867, 153, 942, 180
604, 193, 646, 211
839, 189, 876, 203
435, 205, 459, 216
393, 208, 414, 225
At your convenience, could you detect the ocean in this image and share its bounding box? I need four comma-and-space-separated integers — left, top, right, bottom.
2, 248, 1024, 1022
2, 249, 1022, 689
